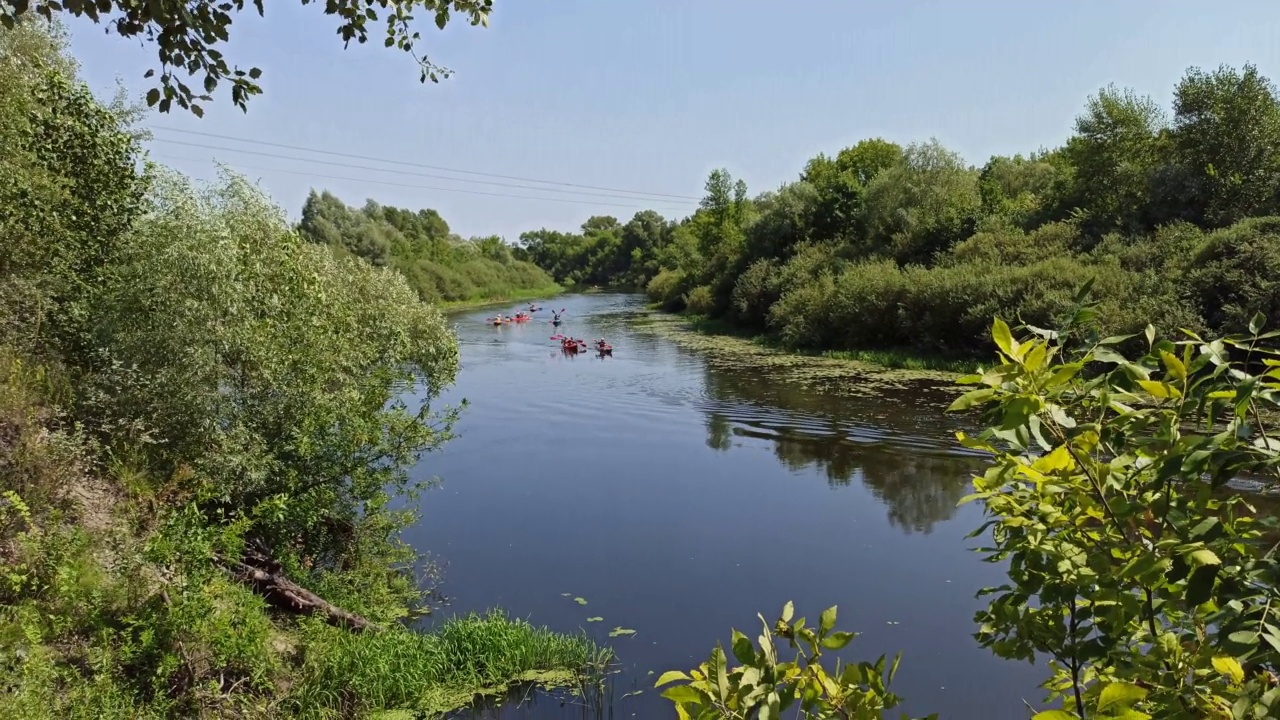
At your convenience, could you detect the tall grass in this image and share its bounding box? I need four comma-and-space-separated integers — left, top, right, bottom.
287, 611, 610, 717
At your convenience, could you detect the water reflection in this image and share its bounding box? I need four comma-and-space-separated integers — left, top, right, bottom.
696, 362, 980, 535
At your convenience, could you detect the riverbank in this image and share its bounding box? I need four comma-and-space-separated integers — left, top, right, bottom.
440, 283, 565, 311
629, 308, 971, 397
643, 308, 980, 377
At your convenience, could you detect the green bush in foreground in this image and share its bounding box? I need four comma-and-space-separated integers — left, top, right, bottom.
668, 296, 1280, 718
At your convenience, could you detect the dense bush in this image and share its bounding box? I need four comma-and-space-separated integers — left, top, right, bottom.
1188, 216, 1280, 332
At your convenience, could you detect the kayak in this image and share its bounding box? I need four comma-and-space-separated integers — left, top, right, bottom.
596, 344, 613, 356
552, 320, 562, 326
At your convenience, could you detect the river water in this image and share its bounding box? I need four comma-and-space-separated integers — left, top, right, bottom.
405, 293, 1044, 719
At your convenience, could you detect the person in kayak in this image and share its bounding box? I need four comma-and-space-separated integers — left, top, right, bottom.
552, 311, 562, 322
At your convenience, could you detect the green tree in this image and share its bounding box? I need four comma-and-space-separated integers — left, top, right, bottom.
861, 139, 980, 263
3, 0, 494, 115
978, 152, 1062, 229
0, 18, 147, 357
1173, 63, 1280, 227
1061, 85, 1167, 238
802, 138, 903, 244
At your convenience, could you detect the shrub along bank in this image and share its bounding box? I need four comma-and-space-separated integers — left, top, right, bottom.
0, 19, 596, 719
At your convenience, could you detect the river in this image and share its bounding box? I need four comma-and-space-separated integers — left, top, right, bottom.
404, 293, 1044, 719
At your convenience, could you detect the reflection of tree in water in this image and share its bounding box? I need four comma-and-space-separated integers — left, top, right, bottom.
701, 367, 979, 535
706, 412, 733, 451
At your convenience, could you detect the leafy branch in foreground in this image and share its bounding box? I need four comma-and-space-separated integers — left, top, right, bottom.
657, 602, 931, 720
951, 296, 1280, 718
2, 0, 493, 115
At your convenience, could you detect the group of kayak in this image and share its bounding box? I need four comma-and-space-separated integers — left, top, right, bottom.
487, 305, 565, 327
554, 335, 613, 356
487, 304, 614, 355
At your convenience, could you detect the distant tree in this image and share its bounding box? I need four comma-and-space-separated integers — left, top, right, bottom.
977, 152, 1060, 229
2, 0, 494, 115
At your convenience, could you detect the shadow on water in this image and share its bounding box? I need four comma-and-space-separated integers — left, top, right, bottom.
416, 293, 1044, 719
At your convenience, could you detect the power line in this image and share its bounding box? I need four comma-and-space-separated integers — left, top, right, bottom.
148, 126, 702, 202
151, 153, 691, 211
150, 137, 698, 205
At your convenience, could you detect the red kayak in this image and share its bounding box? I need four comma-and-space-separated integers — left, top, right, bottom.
595, 341, 613, 355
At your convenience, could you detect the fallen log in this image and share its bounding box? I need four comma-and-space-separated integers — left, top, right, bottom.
223, 545, 379, 633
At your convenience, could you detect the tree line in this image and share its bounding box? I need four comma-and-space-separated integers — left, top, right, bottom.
517, 63, 1280, 360
297, 190, 558, 304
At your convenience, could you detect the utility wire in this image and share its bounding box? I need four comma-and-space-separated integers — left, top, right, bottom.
150, 138, 698, 205
151, 153, 690, 211
149, 125, 701, 201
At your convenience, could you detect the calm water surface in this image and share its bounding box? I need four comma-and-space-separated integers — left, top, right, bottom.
405, 293, 1043, 719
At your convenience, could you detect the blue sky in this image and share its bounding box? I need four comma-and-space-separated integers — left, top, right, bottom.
69, 1, 1277, 241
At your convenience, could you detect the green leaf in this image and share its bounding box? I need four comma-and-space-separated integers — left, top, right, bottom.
146, 88, 160, 106
1188, 548, 1221, 567
948, 387, 996, 412
586, 617, 603, 622
574, 597, 588, 605
1145, 323, 1156, 347
731, 629, 755, 665
1189, 516, 1220, 539
1107, 710, 1152, 720
819, 606, 837, 635
609, 626, 636, 637
820, 630, 855, 650
1138, 380, 1173, 399
1091, 346, 1127, 365
1184, 564, 1220, 606
993, 317, 1017, 358
1250, 311, 1267, 335
1212, 656, 1245, 684
1031, 712, 1077, 720
655, 670, 690, 688
1098, 681, 1148, 710
1032, 445, 1074, 473
1160, 350, 1186, 380
1045, 363, 1083, 388
660, 685, 707, 705
781, 600, 794, 623
1228, 630, 1259, 645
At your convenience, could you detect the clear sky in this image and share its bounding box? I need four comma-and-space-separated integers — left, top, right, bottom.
68, 1, 1277, 241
